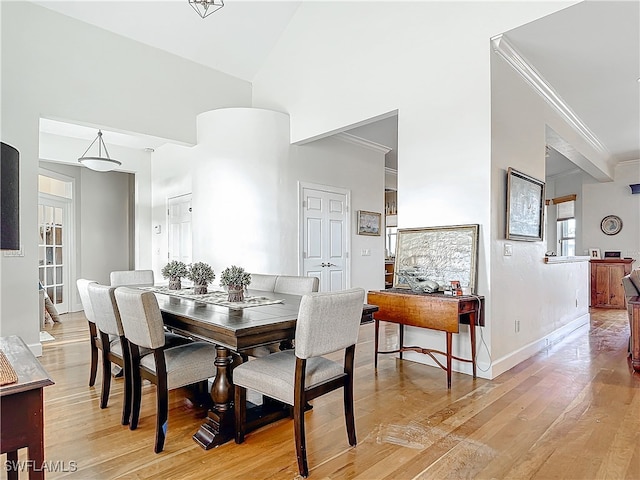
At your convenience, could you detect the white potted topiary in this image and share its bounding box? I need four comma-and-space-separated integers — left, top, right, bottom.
161, 260, 188, 290
219, 265, 251, 302
187, 262, 215, 295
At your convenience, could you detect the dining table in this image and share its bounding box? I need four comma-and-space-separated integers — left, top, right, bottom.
153, 287, 378, 450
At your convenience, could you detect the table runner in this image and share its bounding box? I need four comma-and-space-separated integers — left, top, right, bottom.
141, 286, 285, 310
0, 350, 18, 386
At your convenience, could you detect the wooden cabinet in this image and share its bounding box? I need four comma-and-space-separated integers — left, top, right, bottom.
384, 261, 394, 289
590, 259, 633, 308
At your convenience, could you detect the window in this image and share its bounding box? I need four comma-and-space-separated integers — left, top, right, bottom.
555, 195, 576, 256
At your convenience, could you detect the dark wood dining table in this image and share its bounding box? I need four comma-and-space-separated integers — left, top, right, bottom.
155, 288, 378, 449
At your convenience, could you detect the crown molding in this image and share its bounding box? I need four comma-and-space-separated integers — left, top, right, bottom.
616, 158, 640, 167
491, 34, 609, 159
335, 132, 392, 154
385, 167, 398, 177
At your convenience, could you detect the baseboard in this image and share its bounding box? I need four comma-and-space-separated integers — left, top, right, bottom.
28, 341, 43, 357
489, 313, 591, 379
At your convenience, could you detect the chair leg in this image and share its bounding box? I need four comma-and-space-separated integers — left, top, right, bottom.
154, 384, 168, 453
121, 340, 132, 426
88, 323, 98, 387
129, 365, 142, 430
293, 398, 309, 478
99, 334, 111, 409
344, 378, 357, 447
234, 385, 246, 444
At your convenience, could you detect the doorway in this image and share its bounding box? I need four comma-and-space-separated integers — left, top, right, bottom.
167, 193, 192, 265
299, 183, 351, 292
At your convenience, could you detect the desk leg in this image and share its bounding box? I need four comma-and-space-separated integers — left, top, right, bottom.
470, 311, 477, 379
374, 319, 379, 369
399, 324, 404, 360
193, 346, 235, 449
6, 451, 18, 480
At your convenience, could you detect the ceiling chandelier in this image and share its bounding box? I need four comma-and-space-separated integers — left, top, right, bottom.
78, 130, 122, 172
189, 0, 224, 18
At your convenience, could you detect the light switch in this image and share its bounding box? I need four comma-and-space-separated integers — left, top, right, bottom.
504, 244, 513, 256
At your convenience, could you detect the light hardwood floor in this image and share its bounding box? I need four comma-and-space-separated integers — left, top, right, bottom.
3, 308, 639, 479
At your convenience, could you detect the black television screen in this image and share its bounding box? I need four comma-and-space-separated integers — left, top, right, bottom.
1, 142, 20, 250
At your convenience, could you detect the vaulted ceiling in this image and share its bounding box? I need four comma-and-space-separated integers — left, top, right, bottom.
33, 1, 639, 175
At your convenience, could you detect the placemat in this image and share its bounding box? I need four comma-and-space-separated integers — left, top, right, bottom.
142, 286, 284, 310
0, 350, 18, 386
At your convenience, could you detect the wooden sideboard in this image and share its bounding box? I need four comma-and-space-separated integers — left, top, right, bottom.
1, 335, 54, 479
590, 259, 633, 308
367, 289, 484, 388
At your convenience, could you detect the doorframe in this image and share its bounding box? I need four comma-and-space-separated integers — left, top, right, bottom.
297, 181, 352, 288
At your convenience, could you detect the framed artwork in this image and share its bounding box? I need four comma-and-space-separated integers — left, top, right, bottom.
600, 215, 622, 235
506, 167, 545, 242
589, 248, 601, 259
393, 224, 479, 294
357, 210, 381, 236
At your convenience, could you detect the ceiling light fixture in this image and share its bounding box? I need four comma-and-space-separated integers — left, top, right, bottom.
78, 130, 122, 172
189, 0, 224, 18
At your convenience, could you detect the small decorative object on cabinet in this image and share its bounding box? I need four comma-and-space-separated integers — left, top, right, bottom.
219, 265, 251, 302
590, 258, 633, 308
187, 262, 215, 295
161, 260, 188, 290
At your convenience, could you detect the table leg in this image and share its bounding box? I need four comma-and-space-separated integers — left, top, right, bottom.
374, 319, 379, 369
193, 346, 236, 449
6, 451, 18, 480
399, 324, 404, 360
446, 332, 452, 389
470, 311, 477, 378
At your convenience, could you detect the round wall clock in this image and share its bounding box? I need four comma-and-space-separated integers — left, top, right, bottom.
600, 215, 623, 235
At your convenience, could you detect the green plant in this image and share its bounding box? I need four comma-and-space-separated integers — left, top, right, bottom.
161, 260, 188, 279
187, 262, 215, 286
219, 265, 251, 288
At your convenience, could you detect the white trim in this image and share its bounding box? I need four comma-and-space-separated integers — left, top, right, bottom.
491, 34, 609, 159
28, 342, 43, 357
543, 255, 590, 264
617, 158, 640, 167
334, 133, 392, 154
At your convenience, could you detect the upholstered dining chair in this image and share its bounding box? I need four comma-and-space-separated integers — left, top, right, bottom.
77, 279, 101, 387
110, 269, 155, 287
273, 275, 319, 295
114, 287, 218, 453
248, 273, 278, 292
87, 283, 133, 424
233, 287, 366, 478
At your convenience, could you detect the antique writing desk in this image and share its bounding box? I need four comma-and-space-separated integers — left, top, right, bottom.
156, 289, 378, 449
0, 335, 54, 480
367, 289, 484, 388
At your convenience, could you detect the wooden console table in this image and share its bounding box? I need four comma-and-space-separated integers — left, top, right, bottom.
0, 335, 54, 480
367, 290, 484, 388
629, 296, 640, 372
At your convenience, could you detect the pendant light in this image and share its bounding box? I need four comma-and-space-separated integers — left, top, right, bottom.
78, 130, 121, 172
189, 0, 224, 18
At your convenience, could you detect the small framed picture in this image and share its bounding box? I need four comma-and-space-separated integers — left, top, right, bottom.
604, 251, 621, 258
357, 210, 381, 236
589, 248, 601, 259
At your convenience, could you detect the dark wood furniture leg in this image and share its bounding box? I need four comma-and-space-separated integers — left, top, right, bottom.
88, 321, 99, 387
630, 298, 640, 372
399, 324, 404, 360
193, 345, 236, 449
6, 450, 18, 480
470, 311, 477, 378
374, 318, 379, 369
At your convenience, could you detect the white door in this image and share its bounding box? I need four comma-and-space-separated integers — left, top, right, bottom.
38, 195, 71, 314
167, 194, 192, 264
300, 184, 350, 292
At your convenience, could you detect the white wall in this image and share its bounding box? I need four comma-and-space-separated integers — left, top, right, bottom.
582, 161, 640, 263
150, 108, 385, 291
252, 1, 574, 378
0, 1, 251, 351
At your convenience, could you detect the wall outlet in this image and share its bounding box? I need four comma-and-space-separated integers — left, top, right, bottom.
361, 249, 371, 256
515, 319, 520, 333
504, 244, 513, 256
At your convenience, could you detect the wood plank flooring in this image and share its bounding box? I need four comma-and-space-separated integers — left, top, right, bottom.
2, 308, 638, 479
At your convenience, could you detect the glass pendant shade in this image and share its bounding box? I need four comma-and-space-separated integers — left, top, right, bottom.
189, 0, 224, 18
78, 130, 121, 172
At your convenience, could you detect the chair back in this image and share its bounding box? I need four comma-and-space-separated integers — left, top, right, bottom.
110, 270, 154, 287
274, 275, 319, 295
88, 283, 124, 337
249, 273, 278, 292
294, 288, 365, 359
77, 278, 98, 323
114, 287, 166, 350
